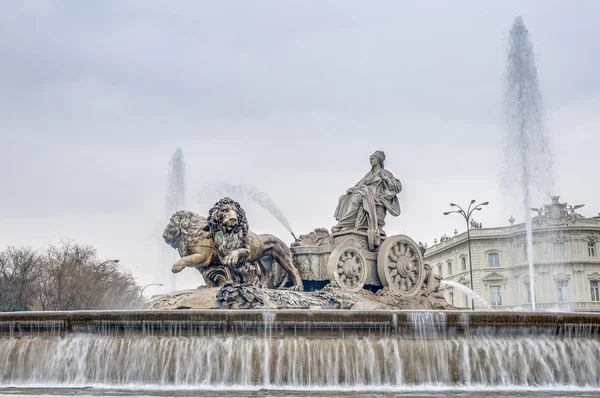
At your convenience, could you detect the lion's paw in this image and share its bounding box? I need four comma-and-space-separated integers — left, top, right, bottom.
171, 260, 186, 274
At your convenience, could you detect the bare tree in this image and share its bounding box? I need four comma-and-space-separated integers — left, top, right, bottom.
0, 246, 40, 311
0, 240, 143, 311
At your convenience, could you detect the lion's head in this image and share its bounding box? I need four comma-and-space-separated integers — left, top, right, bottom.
208, 197, 249, 246
163, 210, 211, 257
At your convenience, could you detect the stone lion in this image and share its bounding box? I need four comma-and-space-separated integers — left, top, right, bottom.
163, 198, 304, 290
163, 210, 231, 287
207, 197, 303, 290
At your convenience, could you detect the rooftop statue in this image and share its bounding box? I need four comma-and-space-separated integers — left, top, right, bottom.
332, 150, 402, 250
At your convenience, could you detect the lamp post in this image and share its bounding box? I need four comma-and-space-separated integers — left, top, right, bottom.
140, 283, 163, 297
444, 199, 489, 310
94, 259, 119, 271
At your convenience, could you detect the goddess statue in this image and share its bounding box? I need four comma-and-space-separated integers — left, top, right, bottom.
332, 150, 402, 250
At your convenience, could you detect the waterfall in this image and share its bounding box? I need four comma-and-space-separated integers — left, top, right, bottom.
0, 311, 599, 392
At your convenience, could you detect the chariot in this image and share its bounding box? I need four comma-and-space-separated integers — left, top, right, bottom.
290, 230, 426, 296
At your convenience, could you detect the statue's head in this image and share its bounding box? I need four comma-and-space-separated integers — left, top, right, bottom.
163, 210, 211, 255
369, 150, 385, 168
208, 197, 248, 235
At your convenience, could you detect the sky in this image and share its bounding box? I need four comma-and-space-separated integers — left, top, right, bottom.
1, 1, 600, 294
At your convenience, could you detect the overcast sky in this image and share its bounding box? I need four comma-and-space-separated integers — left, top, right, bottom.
1, 1, 599, 293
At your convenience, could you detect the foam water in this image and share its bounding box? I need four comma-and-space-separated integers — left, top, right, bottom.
1, 311, 599, 392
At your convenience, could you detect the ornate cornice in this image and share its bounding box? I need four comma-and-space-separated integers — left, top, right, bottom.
482, 272, 508, 286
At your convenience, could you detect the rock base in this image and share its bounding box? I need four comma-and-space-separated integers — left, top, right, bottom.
145, 284, 461, 311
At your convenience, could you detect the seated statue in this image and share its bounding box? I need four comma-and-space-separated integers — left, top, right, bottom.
332, 150, 402, 250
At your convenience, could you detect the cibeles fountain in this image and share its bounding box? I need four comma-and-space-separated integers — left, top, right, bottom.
2, 16, 600, 395
2, 150, 600, 396
153, 150, 452, 311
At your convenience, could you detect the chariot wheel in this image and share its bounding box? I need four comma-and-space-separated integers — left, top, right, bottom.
376, 235, 425, 297
327, 245, 368, 292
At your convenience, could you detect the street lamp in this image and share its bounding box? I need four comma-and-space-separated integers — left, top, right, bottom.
140, 283, 164, 297
94, 259, 119, 271
443, 199, 489, 310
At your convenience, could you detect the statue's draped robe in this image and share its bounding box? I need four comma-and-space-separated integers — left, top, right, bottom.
333, 168, 402, 245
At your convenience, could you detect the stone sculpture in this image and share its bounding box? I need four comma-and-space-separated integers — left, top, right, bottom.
163, 210, 231, 286
163, 199, 304, 290
207, 197, 302, 290
332, 150, 402, 251
159, 151, 455, 311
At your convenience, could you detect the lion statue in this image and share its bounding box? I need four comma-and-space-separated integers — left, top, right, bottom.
163, 198, 304, 291
163, 210, 231, 287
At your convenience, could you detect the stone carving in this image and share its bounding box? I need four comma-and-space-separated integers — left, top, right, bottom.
163, 210, 231, 286
163, 200, 304, 290
376, 235, 426, 296
147, 283, 459, 310
291, 228, 333, 247
423, 263, 445, 300
470, 219, 482, 229
160, 150, 456, 310
532, 196, 585, 225
332, 151, 402, 251
587, 272, 600, 281
207, 197, 304, 290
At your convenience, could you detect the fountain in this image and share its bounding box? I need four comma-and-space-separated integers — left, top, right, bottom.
165, 148, 187, 291
0, 21, 595, 391
197, 183, 297, 240
503, 17, 555, 310
0, 310, 599, 393
440, 280, 492, 310
1, 143, 600, 395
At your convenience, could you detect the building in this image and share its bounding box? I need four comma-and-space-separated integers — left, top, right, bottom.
424, 196, 600, 312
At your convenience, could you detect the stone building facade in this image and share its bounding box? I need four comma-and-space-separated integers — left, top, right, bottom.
424, 196, 600, 312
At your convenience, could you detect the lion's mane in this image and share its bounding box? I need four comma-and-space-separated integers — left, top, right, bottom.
207, 197, 249, 253
163, 210, 211, 257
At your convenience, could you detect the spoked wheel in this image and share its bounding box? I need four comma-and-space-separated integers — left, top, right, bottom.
327, 245, 368, 292
376, 235, 425, 297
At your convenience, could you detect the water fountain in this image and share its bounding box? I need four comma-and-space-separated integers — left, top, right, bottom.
164, 148, 187, 291
503, 17, 555, 310
1, 20, 597, 397
0, 310, 599, 394
440, 280, 492, 310
197, 183, 297, 240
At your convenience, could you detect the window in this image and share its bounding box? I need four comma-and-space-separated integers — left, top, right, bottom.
447, 261, 452, 276
488, 253, 499, 268
437, 264, 442, 276
589, 242, 597, 257
490, 285, 502, 306
449, 292, 454, 306
523, 245, 528, 261
525, 282, 532, 303
553, 242, 566, 258
556, 280, 569, 302
461, 257, 467, 271
591, 281, 600, 302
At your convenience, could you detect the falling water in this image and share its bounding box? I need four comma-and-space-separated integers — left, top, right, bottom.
165, 148, 187, 291
441, 280, 492, 309
1, 311, 600, 393
198, 183, 295, 236
503, 17, 555, 310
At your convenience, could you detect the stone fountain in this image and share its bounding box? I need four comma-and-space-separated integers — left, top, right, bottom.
153, 150, 453, 311
1, 150, 600, 396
